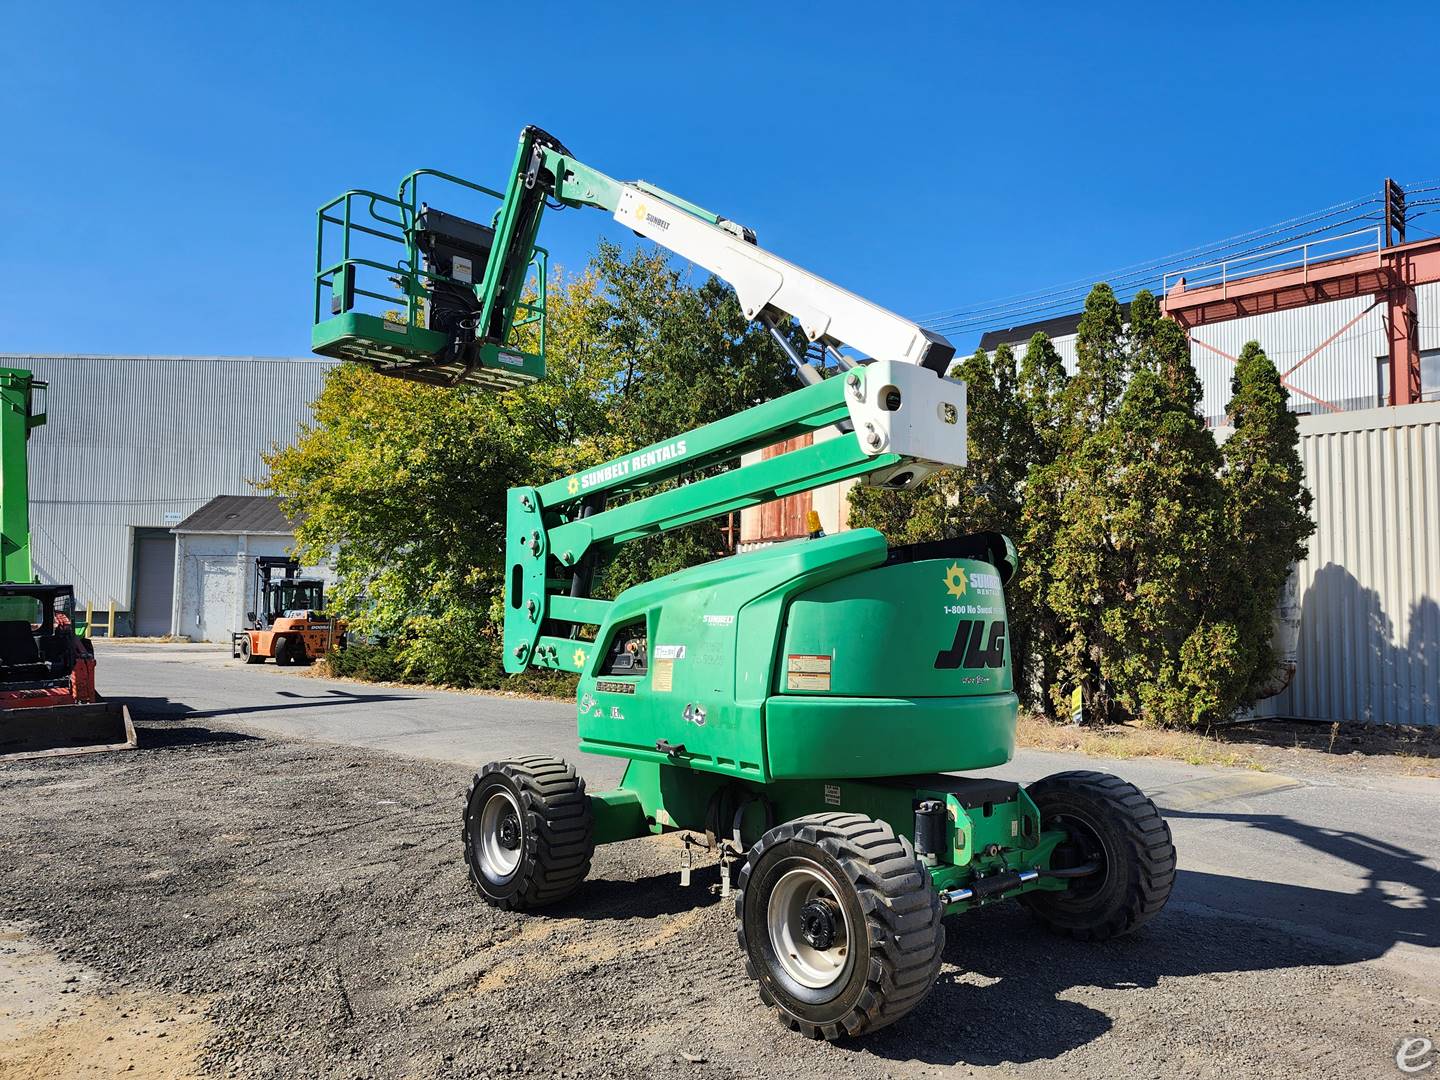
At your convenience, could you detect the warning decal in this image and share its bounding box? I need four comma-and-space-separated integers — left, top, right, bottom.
786, 654, 832, 691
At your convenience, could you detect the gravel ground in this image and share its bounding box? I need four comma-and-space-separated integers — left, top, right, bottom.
1, 718, 1436, 1080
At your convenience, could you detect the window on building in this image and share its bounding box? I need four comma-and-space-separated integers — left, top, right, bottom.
1377, 357, 1391, 407
1422, 349, 1440, 403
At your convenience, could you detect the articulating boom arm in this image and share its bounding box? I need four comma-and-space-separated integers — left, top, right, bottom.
483, 127, 956, 380
491, 135, 970, 675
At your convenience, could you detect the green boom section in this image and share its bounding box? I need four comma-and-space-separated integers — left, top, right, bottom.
502, 368, 911, 674
0, 368, 45, 585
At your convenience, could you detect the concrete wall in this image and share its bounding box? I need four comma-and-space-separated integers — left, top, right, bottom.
171, 533, 332, 642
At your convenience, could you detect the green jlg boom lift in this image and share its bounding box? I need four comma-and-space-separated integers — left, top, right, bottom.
313, 126, 1176, 1040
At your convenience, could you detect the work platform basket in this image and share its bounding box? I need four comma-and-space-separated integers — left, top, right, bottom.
311, 169, 547, 390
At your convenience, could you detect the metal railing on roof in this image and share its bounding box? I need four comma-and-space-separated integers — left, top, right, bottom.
1163, 227, 1383, 304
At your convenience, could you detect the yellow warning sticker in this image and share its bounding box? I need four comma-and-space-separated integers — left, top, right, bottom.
653, 659, 674, 692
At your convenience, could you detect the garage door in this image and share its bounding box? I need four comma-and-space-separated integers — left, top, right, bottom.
133, 530, 176, 637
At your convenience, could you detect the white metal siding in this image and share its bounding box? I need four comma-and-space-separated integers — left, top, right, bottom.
990, 298, 1391, 425
1418, 282, 1440, 352
1190, 296, 1388, 420
6, 355, 336, 618
1258, 402, 1440, 726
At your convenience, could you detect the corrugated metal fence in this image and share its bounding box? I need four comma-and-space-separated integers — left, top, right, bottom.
1259, 401, 1440, 726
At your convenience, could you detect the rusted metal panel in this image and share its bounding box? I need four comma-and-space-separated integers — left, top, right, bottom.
741, 434, 815, 544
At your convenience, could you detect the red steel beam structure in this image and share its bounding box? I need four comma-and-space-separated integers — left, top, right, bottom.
1163, 236, 1440, 406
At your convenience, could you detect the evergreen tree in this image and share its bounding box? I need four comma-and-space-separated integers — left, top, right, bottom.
1046, 285, 1231, 725
1013, 332, 1069, 713
1063, 282, 1128, 434
1219, 341, 1315, 705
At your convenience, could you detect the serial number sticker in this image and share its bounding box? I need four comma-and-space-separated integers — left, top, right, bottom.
824, 784, 841, 806
653, 659, 674, 692
655, 644, 686, 660
594, 680, 636, 695
496, 352, 524, 367
452, 255, 473, 284
786, 671, 832, 691
786, 654, 832, 674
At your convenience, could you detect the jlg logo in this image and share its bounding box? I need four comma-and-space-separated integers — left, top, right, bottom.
934, 620, 1006, 670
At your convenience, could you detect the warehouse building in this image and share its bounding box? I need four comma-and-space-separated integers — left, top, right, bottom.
3, 354, 337, 637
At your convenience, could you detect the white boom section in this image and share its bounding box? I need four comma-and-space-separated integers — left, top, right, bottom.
844, 360, 968, 485
612, 187, 955, 373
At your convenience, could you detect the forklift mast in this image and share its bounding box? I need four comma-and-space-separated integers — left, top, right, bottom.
251, 556, 325, 627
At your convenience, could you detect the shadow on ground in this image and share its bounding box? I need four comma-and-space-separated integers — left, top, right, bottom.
116, 688, 421, 723
549, 864, 728, 921
135, 724, 262, 749
840, 804, 1439, 1067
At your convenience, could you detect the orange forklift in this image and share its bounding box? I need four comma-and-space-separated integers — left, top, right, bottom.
231, 557, 346, 666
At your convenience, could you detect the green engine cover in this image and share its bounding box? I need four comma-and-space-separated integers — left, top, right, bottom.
575, 529, 1017, 783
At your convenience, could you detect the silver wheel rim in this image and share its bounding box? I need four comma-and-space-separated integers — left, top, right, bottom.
766, 862, 852, 991
476, 788, 524, 884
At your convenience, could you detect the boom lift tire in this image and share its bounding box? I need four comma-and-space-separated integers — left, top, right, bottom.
1019, 771, 1175, 941
464, 756, 594, 910
238, 636, 263, 665
736, 813, 945, 1040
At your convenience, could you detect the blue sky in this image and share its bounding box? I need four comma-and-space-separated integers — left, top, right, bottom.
3, 2, 1437, 358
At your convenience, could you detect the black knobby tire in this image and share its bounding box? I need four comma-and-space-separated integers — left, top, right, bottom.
239, 636, 263, 665
1020, 770, 1175, 940
463, 756, 594, 911
736, 813, 945, 1041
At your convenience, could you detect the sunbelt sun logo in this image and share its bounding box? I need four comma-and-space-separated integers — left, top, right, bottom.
943, 563, 968, 598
